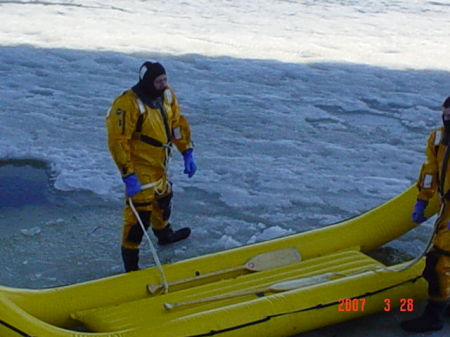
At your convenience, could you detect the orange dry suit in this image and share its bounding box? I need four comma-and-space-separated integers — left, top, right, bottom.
416, 126, 450, 301
106, 85, 193, 250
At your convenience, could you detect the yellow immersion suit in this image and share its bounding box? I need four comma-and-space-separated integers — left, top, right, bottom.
106, 86, 193, 249
416, 126, 450, 301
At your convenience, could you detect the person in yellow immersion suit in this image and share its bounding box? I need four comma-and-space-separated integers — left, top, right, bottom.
106, 61, 197, 272
401, 96, 450, 333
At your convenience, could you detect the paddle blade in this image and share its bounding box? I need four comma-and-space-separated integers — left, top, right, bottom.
245, 247, 301, 272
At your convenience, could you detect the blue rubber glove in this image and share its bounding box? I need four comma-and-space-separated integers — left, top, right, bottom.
182, 149, 197, 178
122, 173, 141, 197
412, 199, 427, 223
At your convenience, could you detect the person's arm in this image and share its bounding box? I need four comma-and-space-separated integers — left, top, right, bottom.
416, 131, 439, 201
413, 130, 440, 222
165, 87, 193, 152
165, 87, 197, 178
106, 92, 142, 195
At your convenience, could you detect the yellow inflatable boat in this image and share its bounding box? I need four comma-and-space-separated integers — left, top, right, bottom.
0, 185, 439, 337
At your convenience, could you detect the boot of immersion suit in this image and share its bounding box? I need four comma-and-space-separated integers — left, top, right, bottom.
121, 247, 140, 272
152, 224, 191, 245
400, 300, 447, 332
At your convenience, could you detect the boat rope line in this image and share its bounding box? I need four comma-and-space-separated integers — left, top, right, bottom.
0, 320, 33, 337
185, 275, 422, 337
129, 193, 169, 293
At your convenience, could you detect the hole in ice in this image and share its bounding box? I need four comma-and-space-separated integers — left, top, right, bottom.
0, 159, 51, 208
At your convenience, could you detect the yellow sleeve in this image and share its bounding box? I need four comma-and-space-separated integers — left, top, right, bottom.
166, 87, 193, 153
416, 131, 439, 201
106, 91, 140, 177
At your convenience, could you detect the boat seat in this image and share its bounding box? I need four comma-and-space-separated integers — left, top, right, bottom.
71, 249, 385, 332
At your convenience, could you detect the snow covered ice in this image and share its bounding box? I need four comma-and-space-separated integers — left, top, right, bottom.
1, 0, 450, 336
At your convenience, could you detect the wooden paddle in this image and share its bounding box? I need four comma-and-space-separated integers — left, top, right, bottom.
163, 272, 336, 310
147, 247, 301, 294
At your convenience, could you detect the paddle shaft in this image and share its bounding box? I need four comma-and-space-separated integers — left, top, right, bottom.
148, 247, 300, 293
164, 287, 266, 310
163, 272, 336, 310
148, 264, 244, 293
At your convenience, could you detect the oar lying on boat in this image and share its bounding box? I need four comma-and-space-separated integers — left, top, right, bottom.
148, 247, 301, 294
163, 272, 336, 310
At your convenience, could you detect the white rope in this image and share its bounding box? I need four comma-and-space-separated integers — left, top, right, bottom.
141, 180, 162, 191
388, 150, 450, 273
128, 182, 169, 293
379, 202, 444, 274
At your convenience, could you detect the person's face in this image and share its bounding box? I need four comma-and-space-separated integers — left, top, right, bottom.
443, 106, 450, 122
153, 74, 168, 90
